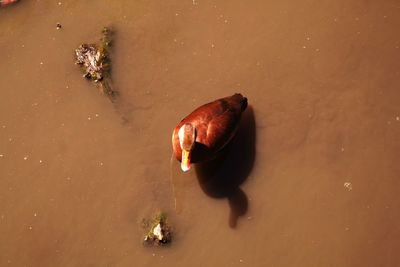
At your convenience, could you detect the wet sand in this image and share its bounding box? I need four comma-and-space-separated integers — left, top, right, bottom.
1, 0, 400, 266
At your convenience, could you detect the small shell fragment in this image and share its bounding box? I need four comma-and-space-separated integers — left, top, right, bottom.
143, 212, 172, 246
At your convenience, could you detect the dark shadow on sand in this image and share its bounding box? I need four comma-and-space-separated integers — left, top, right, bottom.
195, 106, 256, 228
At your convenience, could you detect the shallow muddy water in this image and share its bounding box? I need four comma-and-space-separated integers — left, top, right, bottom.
1, 0, 400, 266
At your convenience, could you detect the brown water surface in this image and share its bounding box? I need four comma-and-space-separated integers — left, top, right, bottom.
1, 1, 400, 266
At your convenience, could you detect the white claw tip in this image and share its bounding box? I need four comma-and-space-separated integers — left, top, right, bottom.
181, 162, 191, 172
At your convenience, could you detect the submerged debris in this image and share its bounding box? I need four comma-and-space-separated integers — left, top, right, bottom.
75, 27, 116, 99
143, 212, 172, 246
76, 44, 104, 81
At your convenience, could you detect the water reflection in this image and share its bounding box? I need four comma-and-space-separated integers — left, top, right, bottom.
195, 106, 256, 228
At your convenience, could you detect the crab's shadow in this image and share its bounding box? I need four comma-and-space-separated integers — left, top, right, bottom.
195, 106, 256, 228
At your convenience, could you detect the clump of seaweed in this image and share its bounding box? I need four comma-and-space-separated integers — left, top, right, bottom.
75, 27, 116, 99
143, 212, 172, 246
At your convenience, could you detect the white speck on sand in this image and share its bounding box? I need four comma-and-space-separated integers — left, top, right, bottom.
396, 116, 399, 121
344, 182, 352, 191
23, 155, 29, 160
